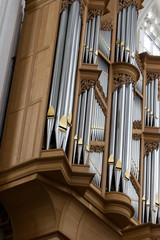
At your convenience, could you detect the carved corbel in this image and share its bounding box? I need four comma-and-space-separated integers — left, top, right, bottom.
144, 141, 159, 156
100, 18, 113, 31
133, 120, 142, 130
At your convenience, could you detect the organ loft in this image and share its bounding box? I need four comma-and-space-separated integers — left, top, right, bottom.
0, 0, 160, 239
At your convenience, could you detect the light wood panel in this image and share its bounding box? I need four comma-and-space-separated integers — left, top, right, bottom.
0, 0, 61, 169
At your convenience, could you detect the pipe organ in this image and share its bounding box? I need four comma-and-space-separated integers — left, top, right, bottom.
4, 0, 160, 239
47, 1, 82, 151
43, 0, 160, 226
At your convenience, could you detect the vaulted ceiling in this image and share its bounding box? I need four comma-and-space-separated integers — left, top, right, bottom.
138, 0, 160, 47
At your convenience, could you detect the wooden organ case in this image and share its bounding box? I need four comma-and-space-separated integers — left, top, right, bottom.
0, 0, 160, 239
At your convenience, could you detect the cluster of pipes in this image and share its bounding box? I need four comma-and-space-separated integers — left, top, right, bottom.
73, 12, 102, 169
108, 3, 137, 194
46, 1, 82, 151
89, 55, 109, 187
145, 78, 159, 127
142, 148, 160, 223
45, 1, 160, 224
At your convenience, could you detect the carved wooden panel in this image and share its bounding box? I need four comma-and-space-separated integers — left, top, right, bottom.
19, 9, 40, 59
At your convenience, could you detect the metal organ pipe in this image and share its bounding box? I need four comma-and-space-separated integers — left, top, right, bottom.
108, 2, 139, 219
47, 7, 69, 149
55, 1, 80, 149
145, 78, 159, 127
46, 1, 82, 151
143, 149, 160, 224
72, 12, 102, 170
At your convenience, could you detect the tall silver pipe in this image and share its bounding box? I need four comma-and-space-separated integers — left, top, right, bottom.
55, 1, 79, 148
83, 87, 94, 164
146, 153, 151, 222
73, 94, 82, 163
142, 156, 146, 223
145, 84, 148, 126
150, 81, 154, 126
129, 5, 137, 64
108, 90, 118, 191
120, 7, 126, 62
153, 78, 158, 127
82, 22, 88, 63
85, 20, 91, 63
116, 10, 122, 62
46, 7, 69, 149
93, 15, 101, 64
89, 17, 96, 64
63, 16, 82, 151
125, 5, 131, 63
78, 91, 87, 163
147, 83, 151, 126
115, 85, 126, 191
122, 83, 133, 195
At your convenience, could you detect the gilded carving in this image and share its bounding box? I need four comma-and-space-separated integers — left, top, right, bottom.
101, 19, 113, 31
61, 0, 87, 13
88, 9, 103, 20
119, 0, 139, 10
113, 73, 136, 91
132, 134, 141, 140
133, 120, 142, 129
146, 72, 160, 84
144, 141, 159, 155
90, 145, 104, 152
80, 79, 96, 93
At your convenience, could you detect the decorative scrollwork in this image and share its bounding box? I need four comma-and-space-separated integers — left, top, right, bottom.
88, 9, 103, 20
144, 141, 159, 156
90, 145, 104, 152
135, 51, 143, 77
61, 0, 87, 13
113, 73, 136, 91
146, 72, 160, 84
79, 79, 107, 117
119, 0, 139, 11
80, 79, 96, 93
133, 120, 142, 129
132, 134, 141, 140
101, 19, 113, 31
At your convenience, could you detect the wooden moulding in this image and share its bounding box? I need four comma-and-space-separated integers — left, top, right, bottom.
84, 189, 135, 230
0, 149, 134, 236
104, 192, 134, 229
0, 149, 94, 196
122, 223, 160, 240
143, 126, 160, 142
130, 170, 140, 196
112, 62, 140, 91
139, 52, 160, 73
87, 0, 110, 13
